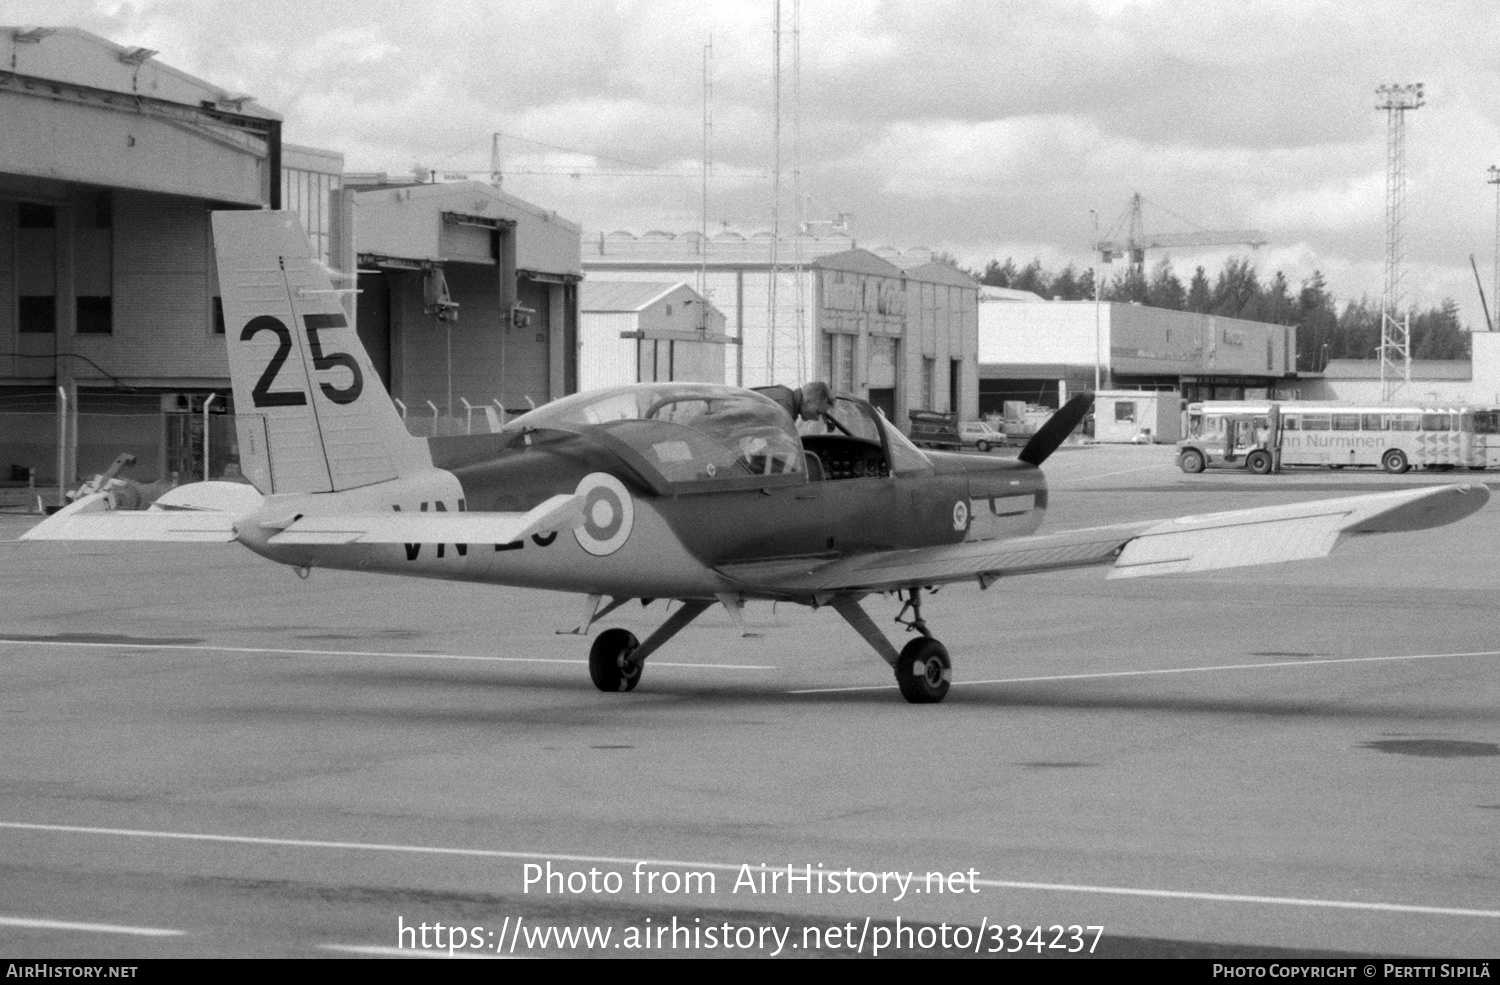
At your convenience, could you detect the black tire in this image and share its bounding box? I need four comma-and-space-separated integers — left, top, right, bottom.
1179, 449, 1206, 474
976, 440, 991, 453
895, 637, 951, 704
1246, 450, 1272, 475
589, 628, 642, 692
1382, 450, 1409, 474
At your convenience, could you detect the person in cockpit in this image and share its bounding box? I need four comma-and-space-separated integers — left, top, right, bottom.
761, 381, 833, 426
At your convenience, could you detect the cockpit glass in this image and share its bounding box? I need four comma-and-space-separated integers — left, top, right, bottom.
817, 397, 931, 475
880, 417, 934, 474
504, 384, 804, 483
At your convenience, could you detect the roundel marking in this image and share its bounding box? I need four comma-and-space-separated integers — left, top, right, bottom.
952, 499, 969, 532
574, 472, 634, 556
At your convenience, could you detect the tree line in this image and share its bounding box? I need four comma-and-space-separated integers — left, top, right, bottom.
966, 255, 1473, 369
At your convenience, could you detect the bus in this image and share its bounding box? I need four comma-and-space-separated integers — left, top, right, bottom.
1177, 400, 1491, 474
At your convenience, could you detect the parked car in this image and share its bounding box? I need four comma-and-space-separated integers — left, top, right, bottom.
959, 420, 1005, 452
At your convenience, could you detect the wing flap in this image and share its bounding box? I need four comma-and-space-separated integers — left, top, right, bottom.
716, 521, 1157, 594
267, 493, 585, 546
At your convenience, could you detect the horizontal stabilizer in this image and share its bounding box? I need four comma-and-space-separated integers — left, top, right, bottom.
21, 492, 240, 542
1109, 483, 1489, 578
267, 494, 585, 546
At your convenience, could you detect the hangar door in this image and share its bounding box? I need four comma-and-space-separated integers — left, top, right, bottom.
867, 336, 898, 421
503, 280, 551, 415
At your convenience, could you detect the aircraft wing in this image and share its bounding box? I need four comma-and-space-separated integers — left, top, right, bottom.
264, 494, 585, 545
20, 492, 242, 542
716, 484, 1489, 596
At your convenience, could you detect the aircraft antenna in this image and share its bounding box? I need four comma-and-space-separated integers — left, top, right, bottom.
1376, 83, 1423, 401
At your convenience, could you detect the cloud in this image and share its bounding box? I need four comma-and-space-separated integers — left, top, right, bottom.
6, 0, 1500, 325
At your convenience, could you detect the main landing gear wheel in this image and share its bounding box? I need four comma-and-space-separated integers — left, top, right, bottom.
1179, 449, 1205, 474
1245, 450, 1273, 475
895, 637, 952, 704
1382, 449, 1409, 474
589, 628, 642, 692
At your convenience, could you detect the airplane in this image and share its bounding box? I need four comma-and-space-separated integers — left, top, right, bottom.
21, 210, 1492, 704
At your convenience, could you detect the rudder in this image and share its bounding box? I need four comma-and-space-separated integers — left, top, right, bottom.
212, 210, 426, 494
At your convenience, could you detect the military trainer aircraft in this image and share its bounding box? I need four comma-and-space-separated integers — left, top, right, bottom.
22, 211, 1492, 703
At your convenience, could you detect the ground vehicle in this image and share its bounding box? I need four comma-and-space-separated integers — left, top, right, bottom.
959, 420, 1005, 452
1178, 400, 1487, 474
907, 409, 960, 449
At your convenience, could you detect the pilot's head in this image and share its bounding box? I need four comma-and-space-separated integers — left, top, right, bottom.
799, 381, 833, 421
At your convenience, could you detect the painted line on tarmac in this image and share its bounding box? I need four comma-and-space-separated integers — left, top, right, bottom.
2, 820, 1498, 922
0, 637, 773, 671
0, 914, 185, 936
789, 649, 1500, 694
1053, 463, 1177, 484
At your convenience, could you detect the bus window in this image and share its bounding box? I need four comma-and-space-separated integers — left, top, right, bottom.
1420, 413, 1452, 432
1281, 415, 1300, 431
1332, 413, 1360, 431
1460, 413, 1474, 432
1360, 414, 1386, 431
1388, 414, 1419, 431
1476, 412, 1500, 434
1302, 415, 1331, 431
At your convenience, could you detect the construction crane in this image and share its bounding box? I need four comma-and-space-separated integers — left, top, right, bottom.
1094, 192, 1267, 278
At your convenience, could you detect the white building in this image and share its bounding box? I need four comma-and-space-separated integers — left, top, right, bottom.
1308, 336, 1500, 404
579, 281, 729, 390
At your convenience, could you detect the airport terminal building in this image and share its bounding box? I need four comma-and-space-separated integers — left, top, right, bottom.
978, 290, 1299, 415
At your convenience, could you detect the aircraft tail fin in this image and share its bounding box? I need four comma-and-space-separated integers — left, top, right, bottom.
211, 210, 428, 495
1018, 392, 1094, 466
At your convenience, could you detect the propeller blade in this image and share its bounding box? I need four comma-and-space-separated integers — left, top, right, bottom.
1018, 392, 1094, 466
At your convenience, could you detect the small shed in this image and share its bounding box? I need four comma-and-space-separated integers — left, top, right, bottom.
1093, 390, 1182, 444
580, 281, 731, 390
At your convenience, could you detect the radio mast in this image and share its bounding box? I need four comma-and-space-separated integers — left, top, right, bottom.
765, 0, 805, 387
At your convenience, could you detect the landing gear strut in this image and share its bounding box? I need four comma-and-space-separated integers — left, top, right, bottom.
587, 600, 712, 694
832, 587, 952, 704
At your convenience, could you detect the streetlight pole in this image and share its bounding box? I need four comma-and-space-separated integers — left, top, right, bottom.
1489, 166, 1500, 331
1090, 209, 1102, 394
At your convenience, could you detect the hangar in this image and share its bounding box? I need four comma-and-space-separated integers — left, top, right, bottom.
332, 179, 582, 434
0, 27, 581, 499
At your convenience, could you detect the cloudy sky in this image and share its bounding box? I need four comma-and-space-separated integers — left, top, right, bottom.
8, 0, 1500, 326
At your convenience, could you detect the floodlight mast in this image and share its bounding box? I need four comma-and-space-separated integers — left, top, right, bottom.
1376, 83, 1424, 401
